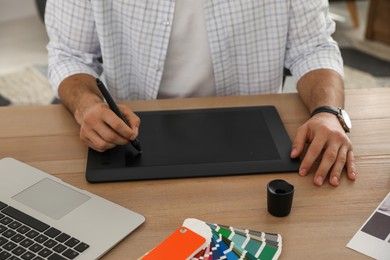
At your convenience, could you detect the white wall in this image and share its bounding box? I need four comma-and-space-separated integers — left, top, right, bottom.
0, 0, 38, 23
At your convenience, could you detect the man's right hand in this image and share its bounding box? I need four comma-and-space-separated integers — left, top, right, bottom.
77, 102, 140, 152
57, 74, 140, 152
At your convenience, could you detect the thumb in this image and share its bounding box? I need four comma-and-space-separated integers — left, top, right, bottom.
291, 125, 308, 158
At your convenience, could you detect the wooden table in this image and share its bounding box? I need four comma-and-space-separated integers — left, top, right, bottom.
1, 88, 389, 259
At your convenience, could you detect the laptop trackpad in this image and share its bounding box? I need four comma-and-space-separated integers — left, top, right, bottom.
13, 178, 90, 220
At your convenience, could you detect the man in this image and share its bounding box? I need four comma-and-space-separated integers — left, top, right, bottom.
45, 0, 356, 186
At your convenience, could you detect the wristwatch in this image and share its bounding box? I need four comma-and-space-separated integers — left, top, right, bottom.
310, 106, 352, 133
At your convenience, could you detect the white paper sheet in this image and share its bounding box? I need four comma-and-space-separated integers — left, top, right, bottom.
347, 192, 390, 260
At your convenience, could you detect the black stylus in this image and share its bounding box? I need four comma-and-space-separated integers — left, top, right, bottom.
96, 78, 142, 153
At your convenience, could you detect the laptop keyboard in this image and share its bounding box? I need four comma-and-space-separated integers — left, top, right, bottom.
0, 201, 89, 260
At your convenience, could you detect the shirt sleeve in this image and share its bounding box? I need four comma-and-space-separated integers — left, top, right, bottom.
284, 0, 344, 83
45, 0, 103, 96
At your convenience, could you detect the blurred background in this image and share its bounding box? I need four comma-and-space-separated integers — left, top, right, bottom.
0, 0, 389, 105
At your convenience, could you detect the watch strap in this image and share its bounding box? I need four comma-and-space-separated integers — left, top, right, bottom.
310, 106, 341, 117
310, 106, 351, 133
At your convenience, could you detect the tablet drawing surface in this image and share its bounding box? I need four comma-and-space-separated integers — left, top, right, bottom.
86, 106, 300, 182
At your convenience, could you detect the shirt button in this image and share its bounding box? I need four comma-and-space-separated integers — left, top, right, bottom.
163, 19, 170, 26
154, 64, 161, 71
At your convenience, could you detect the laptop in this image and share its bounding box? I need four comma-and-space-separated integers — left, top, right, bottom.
0, 157, 145, 259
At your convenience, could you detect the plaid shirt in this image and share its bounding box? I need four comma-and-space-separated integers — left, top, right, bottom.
46, 0, 343, 100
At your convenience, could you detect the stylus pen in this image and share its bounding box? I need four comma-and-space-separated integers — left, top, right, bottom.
96, 78, 142, 153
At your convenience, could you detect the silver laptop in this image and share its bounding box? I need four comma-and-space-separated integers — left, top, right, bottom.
0, 157, 145, 259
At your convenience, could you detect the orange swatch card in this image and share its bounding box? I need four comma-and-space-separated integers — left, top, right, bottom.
141, 226, 207, 260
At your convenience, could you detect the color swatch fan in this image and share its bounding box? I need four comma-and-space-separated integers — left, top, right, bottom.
140, 218, 282, 260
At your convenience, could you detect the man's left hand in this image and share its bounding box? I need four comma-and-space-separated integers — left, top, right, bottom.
290, 113, 356, 186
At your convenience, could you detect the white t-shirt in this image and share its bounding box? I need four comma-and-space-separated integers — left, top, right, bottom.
157, 0, 216, 99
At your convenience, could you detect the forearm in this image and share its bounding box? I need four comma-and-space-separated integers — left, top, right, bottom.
297, 69, 345, 113
58, 74, 103, 125
293, 68, 356, 186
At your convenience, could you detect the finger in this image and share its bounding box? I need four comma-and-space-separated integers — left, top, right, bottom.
121, 107, 141, 140
116, 104, 141, 139
314, 143, 341, 186
82, 112, 129, 148
101, 109, 135, 141
79, 103, 127, 151
84, 129, 116, 152
126, 111, 141, 129
291, 125, 308, 158
95, 121, 130, 145
126, 114, 141, 141
328, 145, 349, 186
299, 136, 327, 177
346, 150, 357, 181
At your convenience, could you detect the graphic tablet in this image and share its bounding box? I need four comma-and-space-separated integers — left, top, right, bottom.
86, 106, 300, 182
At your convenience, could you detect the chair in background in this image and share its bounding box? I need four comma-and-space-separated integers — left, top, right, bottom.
329, 0, 360, 28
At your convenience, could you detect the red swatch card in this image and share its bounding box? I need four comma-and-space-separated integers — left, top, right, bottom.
141, 226, 207, 260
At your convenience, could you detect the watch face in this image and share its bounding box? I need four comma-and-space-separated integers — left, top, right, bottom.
341, 110, 352, 130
